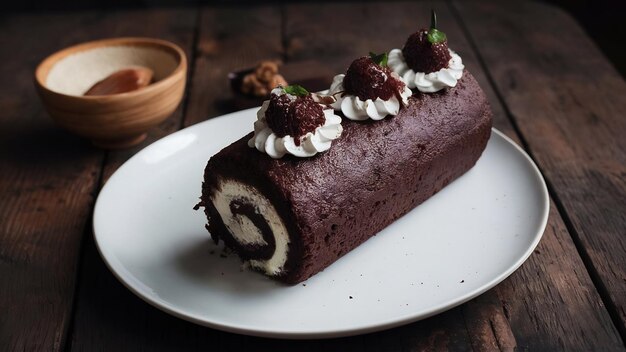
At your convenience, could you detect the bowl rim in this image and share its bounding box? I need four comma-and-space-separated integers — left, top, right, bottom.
35, 37, 187, 100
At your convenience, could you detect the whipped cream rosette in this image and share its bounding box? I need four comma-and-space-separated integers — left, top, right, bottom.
388, 10, 465, 93
327, 53, 412, 121
248, 86, 342, 159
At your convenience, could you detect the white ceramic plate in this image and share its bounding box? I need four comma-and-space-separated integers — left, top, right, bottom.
94, 108, 549, 339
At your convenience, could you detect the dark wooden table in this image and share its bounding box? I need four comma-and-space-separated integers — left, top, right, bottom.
2, 1, 625, 350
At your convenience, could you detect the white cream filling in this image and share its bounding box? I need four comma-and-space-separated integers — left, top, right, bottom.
211, 178, 290, 275
388, 48, 464, 93
327, 73, 412, 121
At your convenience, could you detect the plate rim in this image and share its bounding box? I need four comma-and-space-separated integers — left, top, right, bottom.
93, 108, 550, 339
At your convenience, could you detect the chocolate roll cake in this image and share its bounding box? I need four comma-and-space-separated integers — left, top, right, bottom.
199, 17, 492, 284
200, 76, 492, 284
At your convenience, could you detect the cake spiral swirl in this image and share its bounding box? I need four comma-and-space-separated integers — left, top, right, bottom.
210, 178, 290, 275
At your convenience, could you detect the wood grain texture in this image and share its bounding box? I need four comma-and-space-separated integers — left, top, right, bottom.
3, 1, 624, 351
63, 8, 198, 352
443, 2, 621, 349
445, 1, 623, 349
67, 6, 285, 351
183, 5, 284, 127
0, 8, 197, 352
454, 0, 626, 343
0, 12, 107, 352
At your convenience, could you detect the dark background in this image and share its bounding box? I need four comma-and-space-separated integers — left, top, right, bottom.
5, 0, 625, 77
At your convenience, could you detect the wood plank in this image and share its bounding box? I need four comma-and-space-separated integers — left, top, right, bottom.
285, 1, 623, 350
441, 2, 622, 348
442, 1, 622, 349
67, 5, 287, 351
183, 5, 284, 127
56, 2, 624, 351
452, 1, 622, 349
453, 0, 626, 343
0, 7, 204, 349
0, 12, 110, 352
65, 7, 200, 352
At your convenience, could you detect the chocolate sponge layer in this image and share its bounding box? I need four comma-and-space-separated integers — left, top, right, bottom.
201, 71, 492, 284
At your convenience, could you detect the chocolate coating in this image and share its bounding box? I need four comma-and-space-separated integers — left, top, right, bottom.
265, 94, 325, 146
343, 57, 405, 101
403, 29, 452, 73
201, 71, 492, 284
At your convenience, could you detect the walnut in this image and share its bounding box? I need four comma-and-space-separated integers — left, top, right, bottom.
241, 74, 259, 95
241, 61, 288, 97
255, 61, 279, 83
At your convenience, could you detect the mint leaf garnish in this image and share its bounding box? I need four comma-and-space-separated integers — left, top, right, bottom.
427, 9, 447, 44
369, 51, 388, 67
283, 84, 309, 97
427, 29, 447, 44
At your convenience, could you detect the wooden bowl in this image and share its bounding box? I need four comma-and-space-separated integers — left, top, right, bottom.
35, 37, 187, 149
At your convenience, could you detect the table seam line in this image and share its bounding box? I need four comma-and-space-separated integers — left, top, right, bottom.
61, 151, 108, 352
179, 4, 202, 130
